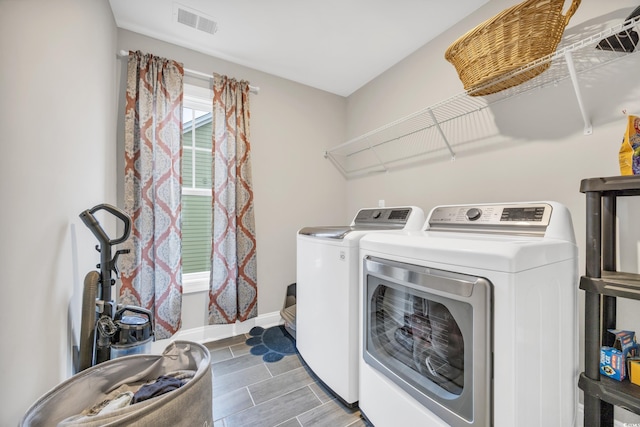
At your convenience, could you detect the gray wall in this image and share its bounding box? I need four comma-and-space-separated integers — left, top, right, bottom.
3, 0, 640, 424
0, 0, 118, 425
345, 0, 640, 423
0, 3, 347, 423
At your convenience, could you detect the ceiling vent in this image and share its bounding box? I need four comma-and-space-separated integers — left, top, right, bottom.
174, 3, 218, 35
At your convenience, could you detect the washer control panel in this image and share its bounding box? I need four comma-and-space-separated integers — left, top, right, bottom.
299, 207, 422, 239
428, 203, 552, 235
354, 207, 413, 226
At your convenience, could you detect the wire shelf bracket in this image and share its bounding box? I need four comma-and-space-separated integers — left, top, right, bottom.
326, 17, 640, 178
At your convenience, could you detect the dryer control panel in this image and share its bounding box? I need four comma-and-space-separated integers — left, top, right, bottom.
428, 203, 553, 236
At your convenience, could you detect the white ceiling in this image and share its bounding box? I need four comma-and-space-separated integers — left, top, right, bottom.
109, 0, 489, 96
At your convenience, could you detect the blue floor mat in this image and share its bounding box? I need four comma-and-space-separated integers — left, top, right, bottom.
246, 325, 296, 362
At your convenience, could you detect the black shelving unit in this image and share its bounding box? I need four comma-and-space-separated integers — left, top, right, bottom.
579, 175, 640, 426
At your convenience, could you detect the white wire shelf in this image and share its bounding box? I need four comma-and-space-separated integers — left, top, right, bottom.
325, 17, 640, 178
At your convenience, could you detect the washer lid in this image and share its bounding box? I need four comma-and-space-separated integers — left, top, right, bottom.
298, 207, 424, 239
298, 225, 392, 239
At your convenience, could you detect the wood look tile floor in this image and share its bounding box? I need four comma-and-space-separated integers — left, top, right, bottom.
205, 333, 370, 427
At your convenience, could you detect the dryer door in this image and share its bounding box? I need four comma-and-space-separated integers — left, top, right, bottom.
363, 256, 492, 427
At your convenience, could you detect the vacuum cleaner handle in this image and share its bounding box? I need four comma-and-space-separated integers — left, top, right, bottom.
79, 203, 131, 246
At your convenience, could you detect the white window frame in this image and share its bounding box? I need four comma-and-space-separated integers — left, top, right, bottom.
182, 83, 213, 294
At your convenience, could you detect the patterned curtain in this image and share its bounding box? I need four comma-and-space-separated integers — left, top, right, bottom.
208, 73, 258, 324
121, 50, 184, 339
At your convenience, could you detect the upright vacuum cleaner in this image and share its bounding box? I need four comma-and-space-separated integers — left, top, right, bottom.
77, 204, 154, 372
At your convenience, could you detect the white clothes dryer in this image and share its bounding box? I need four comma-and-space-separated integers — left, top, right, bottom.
296, 206, 425, 406
358, 202, 578, 427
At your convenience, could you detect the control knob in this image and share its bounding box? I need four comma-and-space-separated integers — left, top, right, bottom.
466, 208, 482, 221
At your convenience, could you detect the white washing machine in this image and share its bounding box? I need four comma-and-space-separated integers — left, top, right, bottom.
296, 206, 425, 405
358, 202, 578, 427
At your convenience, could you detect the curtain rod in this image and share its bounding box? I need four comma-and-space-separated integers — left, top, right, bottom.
118, 50, 260, 94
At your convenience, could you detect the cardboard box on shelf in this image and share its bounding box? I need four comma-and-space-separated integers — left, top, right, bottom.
601, 347, 626, 380
600, 330, 639, 381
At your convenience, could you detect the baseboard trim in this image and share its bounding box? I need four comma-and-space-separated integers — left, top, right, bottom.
150, 311, 283, 353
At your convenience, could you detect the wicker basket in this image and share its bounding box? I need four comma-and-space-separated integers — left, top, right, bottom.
445, 0, 581, 96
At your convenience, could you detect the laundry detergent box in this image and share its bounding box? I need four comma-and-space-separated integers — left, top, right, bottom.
600, 330, 639, 381
601, 347, 627, 380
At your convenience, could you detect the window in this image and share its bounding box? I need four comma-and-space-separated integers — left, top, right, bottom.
182, 84, 213, 293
